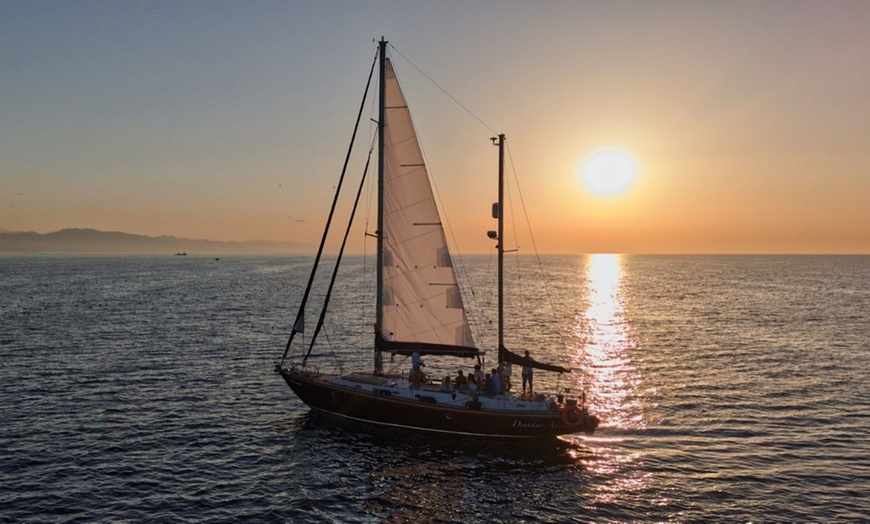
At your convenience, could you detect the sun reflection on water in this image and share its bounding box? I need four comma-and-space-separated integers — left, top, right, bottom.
573, 253, 644, 430
568, 254, 650, 506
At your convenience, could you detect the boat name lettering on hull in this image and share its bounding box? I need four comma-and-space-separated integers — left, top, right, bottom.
512, 419, 556, 429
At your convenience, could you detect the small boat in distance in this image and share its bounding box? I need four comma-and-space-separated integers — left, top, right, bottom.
174, 252, 187, 256
275, 39, 598, 438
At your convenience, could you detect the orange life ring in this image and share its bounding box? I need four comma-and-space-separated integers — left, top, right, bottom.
561, 406, 584, 428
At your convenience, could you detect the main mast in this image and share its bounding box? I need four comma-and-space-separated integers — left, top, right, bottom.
495, 134, 506, 357
374, 38, 386, 375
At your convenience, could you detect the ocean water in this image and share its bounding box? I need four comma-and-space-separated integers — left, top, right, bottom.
1, 254, 868, 522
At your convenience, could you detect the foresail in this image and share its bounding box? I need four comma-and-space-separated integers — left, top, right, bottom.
378, 58, 477, 357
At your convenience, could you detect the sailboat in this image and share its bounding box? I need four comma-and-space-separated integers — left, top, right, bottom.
275, 39, 599, 438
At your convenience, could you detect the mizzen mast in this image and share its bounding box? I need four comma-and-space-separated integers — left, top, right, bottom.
492, 134, 506, 360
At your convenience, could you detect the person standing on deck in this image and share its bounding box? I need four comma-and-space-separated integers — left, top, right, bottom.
410, 351, 426, 388
483, 373, 494, 396
522, 351, 534, 397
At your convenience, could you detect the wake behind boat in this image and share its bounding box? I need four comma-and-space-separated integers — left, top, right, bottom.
275, 39, 598, 438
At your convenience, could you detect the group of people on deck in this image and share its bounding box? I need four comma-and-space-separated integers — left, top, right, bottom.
448, 365, 503, 395
413, 350, 536, 397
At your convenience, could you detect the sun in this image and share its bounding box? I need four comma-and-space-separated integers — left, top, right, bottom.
578, 150, 638, 197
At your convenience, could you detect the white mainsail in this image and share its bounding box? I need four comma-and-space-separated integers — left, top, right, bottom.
378, 58, 476, 354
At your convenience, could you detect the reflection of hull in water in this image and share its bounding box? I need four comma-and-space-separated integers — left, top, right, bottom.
277, 366, 598, 438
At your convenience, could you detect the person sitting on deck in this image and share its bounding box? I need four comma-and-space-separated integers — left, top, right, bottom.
473, 364, 484, 385
490, 368, 502, 396
439, 375, 452, 393
454, 369, 468, 391
409, 368, 424, 389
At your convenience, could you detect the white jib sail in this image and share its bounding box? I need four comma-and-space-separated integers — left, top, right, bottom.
379, 58, 475, 352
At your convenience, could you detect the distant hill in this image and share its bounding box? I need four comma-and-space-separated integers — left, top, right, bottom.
0, 228, 312, 254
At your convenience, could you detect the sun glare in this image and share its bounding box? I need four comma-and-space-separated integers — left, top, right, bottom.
578, 150, 638, 197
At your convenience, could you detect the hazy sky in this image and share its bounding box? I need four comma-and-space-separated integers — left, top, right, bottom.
2, 1, 869, 254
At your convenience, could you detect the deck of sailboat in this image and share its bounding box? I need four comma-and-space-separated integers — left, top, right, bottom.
280, 366, 561, 413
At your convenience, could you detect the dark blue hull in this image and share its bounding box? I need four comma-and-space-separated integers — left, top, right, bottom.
277, 366, 598, 438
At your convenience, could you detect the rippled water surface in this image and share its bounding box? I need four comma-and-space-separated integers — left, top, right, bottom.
2, 254, 869, 522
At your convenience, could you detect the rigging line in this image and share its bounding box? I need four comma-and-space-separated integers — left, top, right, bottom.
304, 133, 378, 365
281, 50, 378, 366
507, 161, 538, 354
388, 43, 497, 135
502, 149, 527, 339
364, 50, 379, 232
361, 187, 375, 353
359, 169, 374, 353
319, 327, 342, 375
476, 219, 498, 346
360, 66, 378, 354
505, 142, 567, 350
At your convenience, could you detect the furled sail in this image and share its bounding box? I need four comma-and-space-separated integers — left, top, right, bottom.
377, 58, 477, 357
499, 346, 571, 374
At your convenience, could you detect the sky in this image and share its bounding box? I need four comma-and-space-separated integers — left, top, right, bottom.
2, 0, 869, 254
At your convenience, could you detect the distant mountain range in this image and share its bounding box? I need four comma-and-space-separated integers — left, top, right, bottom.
0, 228, 312, 254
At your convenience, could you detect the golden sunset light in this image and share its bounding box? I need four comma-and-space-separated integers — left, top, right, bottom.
4, 5, 870, 521
2, 2, 869, 254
